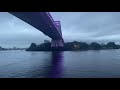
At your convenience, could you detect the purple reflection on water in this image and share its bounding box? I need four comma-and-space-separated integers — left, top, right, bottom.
49, 51, 64, 78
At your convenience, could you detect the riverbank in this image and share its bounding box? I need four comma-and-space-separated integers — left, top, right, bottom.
0, 46, 7, 51
0, 46, 26, 51
26, 41, 120, 51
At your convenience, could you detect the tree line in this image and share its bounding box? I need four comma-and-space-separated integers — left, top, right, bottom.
26, 41, 120, 51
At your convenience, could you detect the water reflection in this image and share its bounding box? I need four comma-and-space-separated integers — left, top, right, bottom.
48, 51, 64, 78
1, 50, 120, 78
18, 51, 64, 78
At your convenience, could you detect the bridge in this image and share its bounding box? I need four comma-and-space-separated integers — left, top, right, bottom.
8, 12, 64, 47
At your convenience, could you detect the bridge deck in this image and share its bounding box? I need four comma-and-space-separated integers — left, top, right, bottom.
9, 12, 62, 40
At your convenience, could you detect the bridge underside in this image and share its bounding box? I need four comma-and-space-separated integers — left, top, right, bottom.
9, 12, 64, 47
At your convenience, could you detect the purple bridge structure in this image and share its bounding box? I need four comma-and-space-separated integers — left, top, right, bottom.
8, 12, 64, 47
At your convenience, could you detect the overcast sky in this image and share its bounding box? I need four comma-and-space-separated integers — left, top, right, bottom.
0, 12, 120, 48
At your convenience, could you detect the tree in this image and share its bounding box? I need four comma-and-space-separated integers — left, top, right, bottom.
26, 43, 37, 51
79, 42, 89, 50
90, 42, 102, 50
106, 42, 118, 49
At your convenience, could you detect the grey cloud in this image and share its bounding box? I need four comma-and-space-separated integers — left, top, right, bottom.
51, 12, 120, 42
0, 12, 120, 47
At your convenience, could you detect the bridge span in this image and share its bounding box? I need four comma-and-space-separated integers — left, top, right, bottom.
8, 12, 64, 47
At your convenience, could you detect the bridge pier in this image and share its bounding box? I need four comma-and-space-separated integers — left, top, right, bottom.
51, 21, 64, 48
51, 39, 64, 47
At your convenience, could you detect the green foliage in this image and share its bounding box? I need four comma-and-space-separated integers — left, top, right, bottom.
106, 42, 119, 49
26, 41, 120, 51
90, 42, 102, 50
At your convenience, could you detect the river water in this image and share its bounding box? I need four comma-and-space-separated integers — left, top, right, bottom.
0, 49, 120, 78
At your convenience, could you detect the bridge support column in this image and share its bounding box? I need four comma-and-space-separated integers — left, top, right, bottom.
51, 39, 64, 47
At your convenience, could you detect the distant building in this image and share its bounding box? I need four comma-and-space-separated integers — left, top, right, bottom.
44, 40, 50, 43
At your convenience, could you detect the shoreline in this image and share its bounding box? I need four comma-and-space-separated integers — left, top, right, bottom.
26, 42, 120, 52
26, 48, 120, 52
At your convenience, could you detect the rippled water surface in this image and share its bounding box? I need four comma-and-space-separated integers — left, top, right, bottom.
0, 49, 120, 78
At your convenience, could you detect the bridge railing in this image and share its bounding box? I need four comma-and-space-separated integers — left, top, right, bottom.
45, 12, 62, 37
